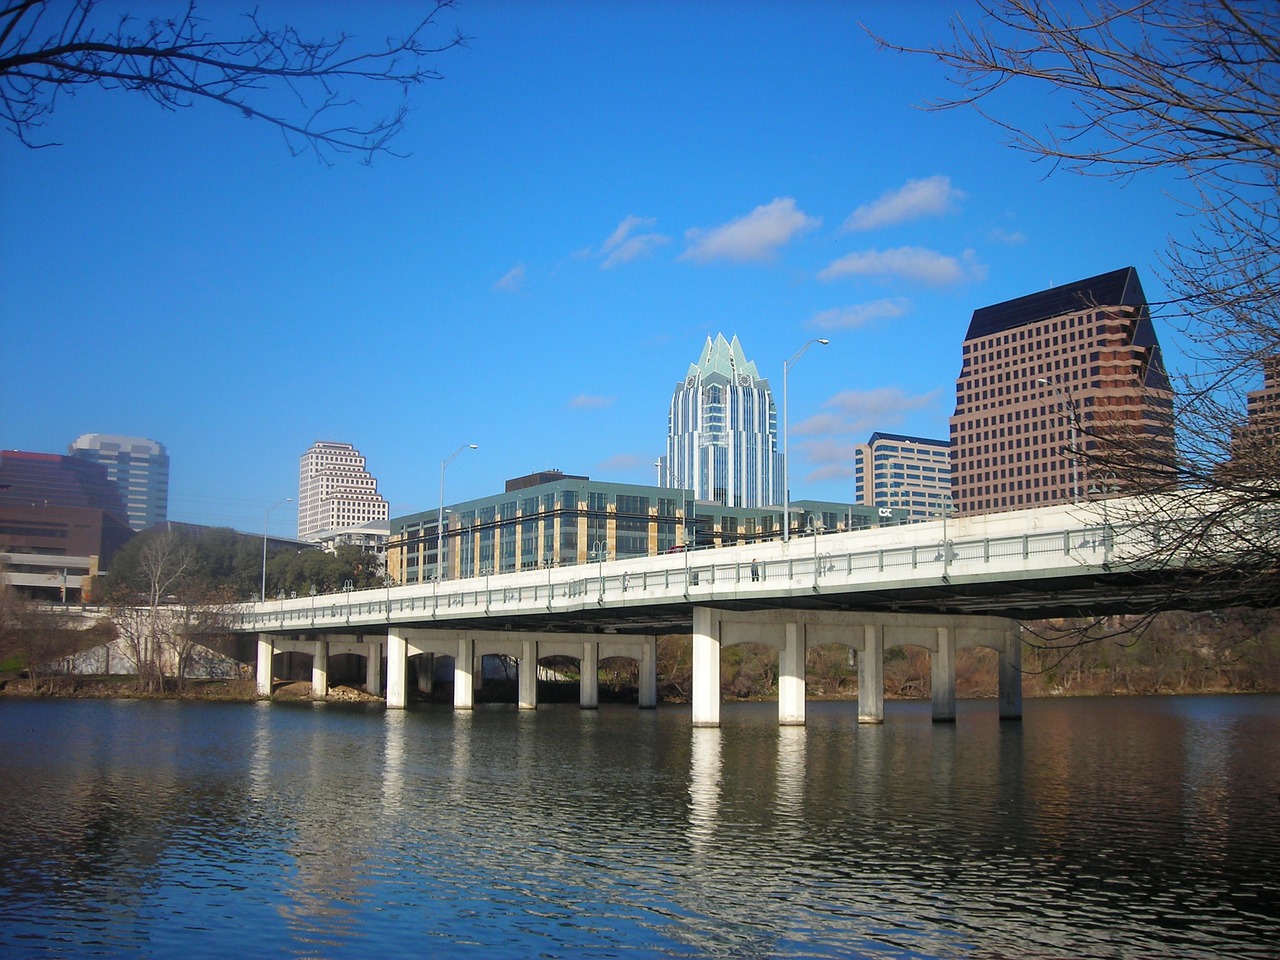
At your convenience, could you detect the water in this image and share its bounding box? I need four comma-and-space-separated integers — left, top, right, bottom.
1, 695, 1277, 958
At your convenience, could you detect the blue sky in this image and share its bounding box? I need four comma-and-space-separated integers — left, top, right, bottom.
1, 1, 1190, 538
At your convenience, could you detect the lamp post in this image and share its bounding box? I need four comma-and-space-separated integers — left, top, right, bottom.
782, 338, 829, 543
438, 444, 477, 582
261, 497, 292, 602
1037, 378, 1081, 502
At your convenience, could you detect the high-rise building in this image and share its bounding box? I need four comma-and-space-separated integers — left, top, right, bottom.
1228, 356, 1280, 476
661, 334, 781, 508
853, 432, 952, 521
298, 441, 389, 542
950, 266, 1175, 515
68, 434, 169, 532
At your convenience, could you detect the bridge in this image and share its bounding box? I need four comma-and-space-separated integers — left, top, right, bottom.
236, 496, 1218, 727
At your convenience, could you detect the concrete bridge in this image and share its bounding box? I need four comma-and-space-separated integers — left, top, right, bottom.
236, 497, 1216, 726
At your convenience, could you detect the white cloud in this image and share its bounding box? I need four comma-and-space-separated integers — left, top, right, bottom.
582, 215, 671, 269
602, 232, 671, 269
818, 246, 984, 285
494, 263, 526, 291
808, 298, 910, 330
569, 394, 615, 410
988, 225, 1027, 245
596, 453, 653, 474
842, 175, 965, 232
681, 197, 819, 263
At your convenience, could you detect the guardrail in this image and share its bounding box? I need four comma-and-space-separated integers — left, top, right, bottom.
235, 516, 1124, 633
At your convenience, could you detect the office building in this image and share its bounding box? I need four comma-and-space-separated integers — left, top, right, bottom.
950, 266, 1175, 515
853, 432, 952, 521
1228, 356, 1280, 475
298, 441, 389, 542
661, 333, 782, 508
387, 469, 898, 585
0, 450, 134, 597
69, 433, 169, 532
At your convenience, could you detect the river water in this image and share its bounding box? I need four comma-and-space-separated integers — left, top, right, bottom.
1, 695, 1277, 959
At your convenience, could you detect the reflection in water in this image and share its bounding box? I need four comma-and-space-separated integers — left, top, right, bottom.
1, 696, 1278, 959
687, 727, 722, 856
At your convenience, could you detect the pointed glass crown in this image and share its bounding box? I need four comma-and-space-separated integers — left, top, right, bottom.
686, 333, 763, 384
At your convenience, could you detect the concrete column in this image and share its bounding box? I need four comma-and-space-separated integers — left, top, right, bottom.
518, 638, 538, 710
932, 625, 956, 723
365, 639, 382, 696
312, 637, 329, 700
779, 621, 806, 726
999, 626, 1023, 721
858, 624, 884, 724
580, 641, 599, 710
255, 634, 274, 698
455, 635, 474, 710
639, 636, 657, 709
692, 607, 721, 727
417, 653, 435, 695
386, 631, 408, 709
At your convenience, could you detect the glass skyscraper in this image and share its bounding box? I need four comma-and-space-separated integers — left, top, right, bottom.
68, 434, 169, 532
662, 334, 782, 508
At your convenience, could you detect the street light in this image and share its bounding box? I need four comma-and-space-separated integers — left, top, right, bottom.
261, 497, 292, 602
438, 443, 477, 581
654, 460, 692, 551
783, 338, 829, 542
1037, 378, 1081, 502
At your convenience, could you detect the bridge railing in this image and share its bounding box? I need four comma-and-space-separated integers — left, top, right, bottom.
235, 515, 1130, 633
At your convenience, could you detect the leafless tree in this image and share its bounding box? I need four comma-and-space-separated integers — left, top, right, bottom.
873, 1, 1280, 645
110, 529, 193, 692
1, 0, 465, 162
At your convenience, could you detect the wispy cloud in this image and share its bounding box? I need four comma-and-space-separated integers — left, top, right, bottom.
597, 453, 654, 474
794, 387, 944, 439
494, 263, 526, 292
842, 175, 964, 232
569, 394, 615, 410
988, 225, 1027, 245
818, 246, 985, 285
681, 197, 819, 263
807, 297, 910, 330
582, 215, 671, 269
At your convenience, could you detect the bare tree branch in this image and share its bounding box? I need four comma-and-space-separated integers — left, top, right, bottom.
0, 0, 466, 162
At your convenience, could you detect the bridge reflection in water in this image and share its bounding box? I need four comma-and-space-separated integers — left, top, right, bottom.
238, 497, 1221, 727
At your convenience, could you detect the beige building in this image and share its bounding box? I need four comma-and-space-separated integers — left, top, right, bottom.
950, 267, 1175, 515
852, 432, 951, 521
297, 441, 389, 542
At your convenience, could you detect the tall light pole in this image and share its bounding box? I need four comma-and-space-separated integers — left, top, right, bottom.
438, 443, 477, 581
782, 338, 828, 542
261, 497, 292, 602
655, 460, 690, 551
1037, 378, 1081, 502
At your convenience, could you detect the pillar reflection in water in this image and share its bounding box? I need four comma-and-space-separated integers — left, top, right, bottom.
381, 709, 407, 812
687, 727, 722, 856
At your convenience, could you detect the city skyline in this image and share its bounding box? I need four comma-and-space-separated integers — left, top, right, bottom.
1, 2, 1197, 539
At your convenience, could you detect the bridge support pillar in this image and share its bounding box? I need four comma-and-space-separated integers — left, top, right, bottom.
519, 639, 538, 710
386, 631, 408, 709
454, 636, 474, 710
255, 634, 274, 698
639, 636, 657, 709
932, 626, 955, 723
580, 641, 599, 709
692, 607, 721, 727
312, 637, 329, 700
365, 638, 382, 696
999, 626, 1023, 720
858, 624, 884, 724
779, 622, 805, 726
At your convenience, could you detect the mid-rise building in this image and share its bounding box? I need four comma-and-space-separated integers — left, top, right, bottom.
1227, 356, 1280, 476
661, 334, 782, 508
387, 469, 900, 584
0, 450, 134, 597
68, 434, 169, 532
853, 432, 952, 520
950, 266, 1175, 515
297, 441, 389, 542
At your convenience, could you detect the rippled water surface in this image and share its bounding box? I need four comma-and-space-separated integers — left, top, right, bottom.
1, 695, 1278, 958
